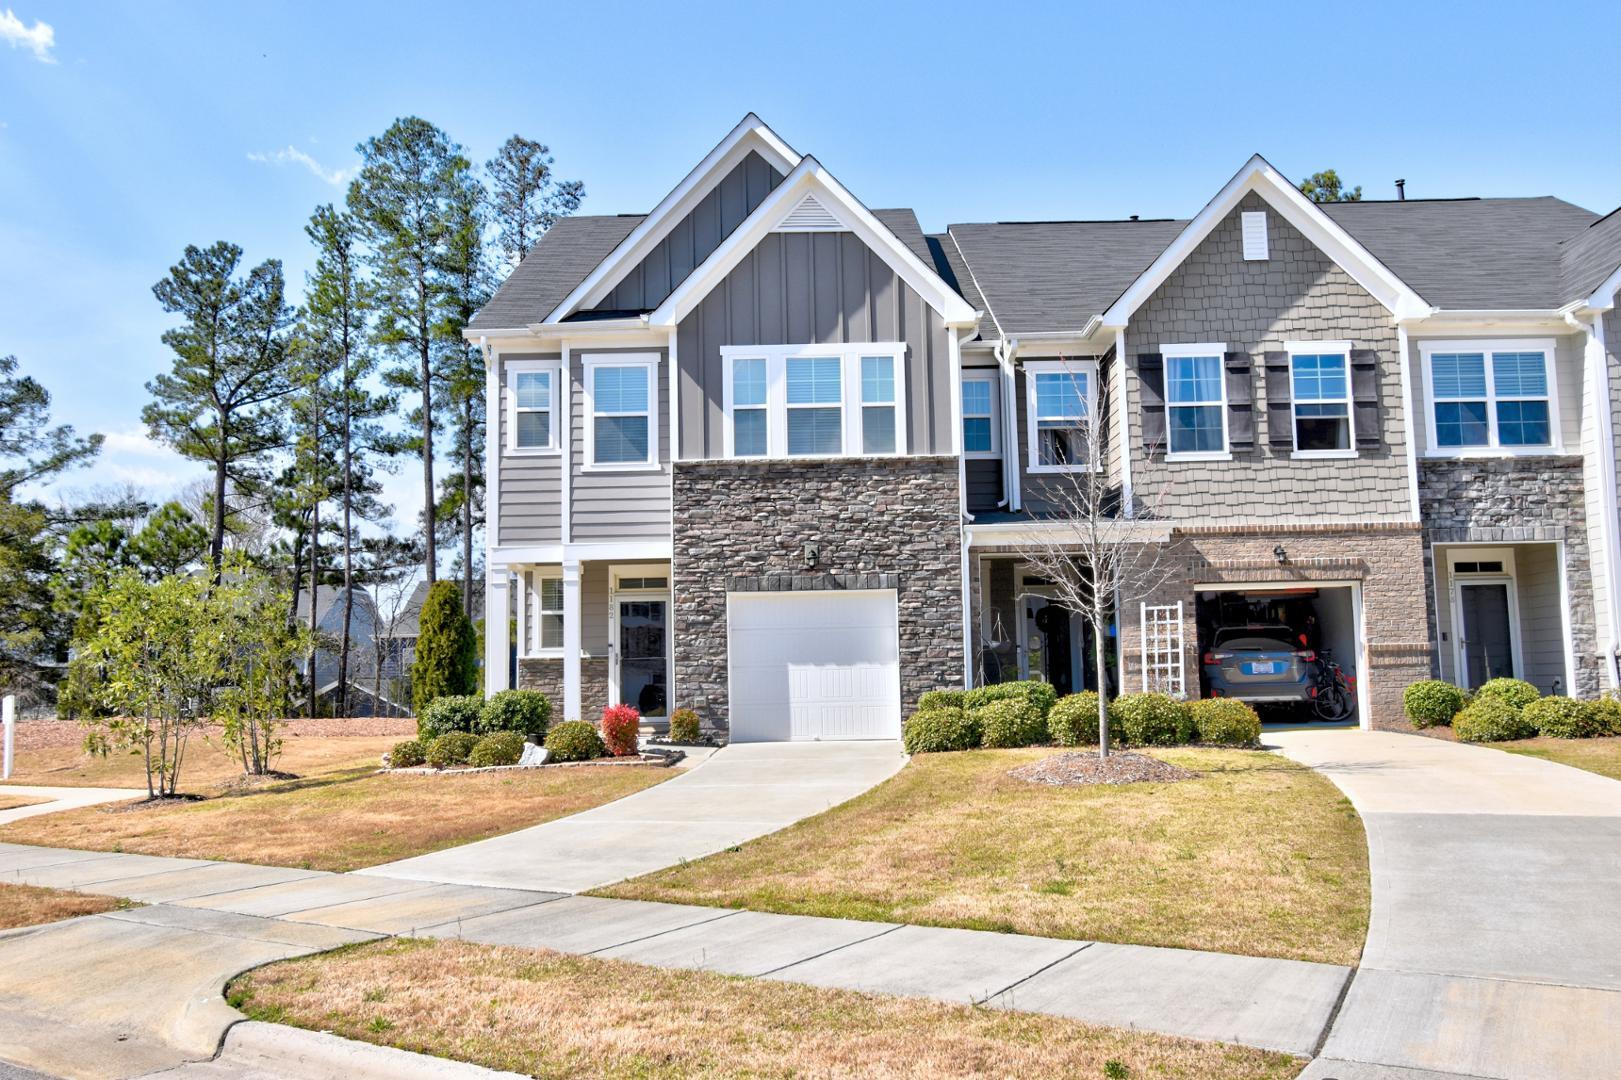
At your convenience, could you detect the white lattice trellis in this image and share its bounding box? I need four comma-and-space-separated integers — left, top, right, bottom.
1140, 602, 1185, 697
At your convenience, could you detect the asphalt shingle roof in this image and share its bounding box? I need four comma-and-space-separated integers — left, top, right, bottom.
468, 215, 645, 331
1559, 206, 1621, 305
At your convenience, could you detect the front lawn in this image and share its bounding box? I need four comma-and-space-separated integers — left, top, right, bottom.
0, 881, 132, 930
0, 794, 48, 812
0, 764, 672, 872
600, 748, 1369, 966
1493, 734, 1621, 781
227, 937, 1301, 1080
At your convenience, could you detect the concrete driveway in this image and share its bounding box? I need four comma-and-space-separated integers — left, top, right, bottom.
1272, 728, 1621, 1080
360, 740, 906, 892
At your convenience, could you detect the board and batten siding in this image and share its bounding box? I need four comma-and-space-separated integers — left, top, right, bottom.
570, 347, 672, 541
675, 231, 954, 460
592, 151, 783, 314
497, 353, 563, 546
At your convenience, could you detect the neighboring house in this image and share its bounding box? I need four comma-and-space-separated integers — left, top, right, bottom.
467, 114, 1621, 736
374, 583, 490, 704
291, 585, 407, 716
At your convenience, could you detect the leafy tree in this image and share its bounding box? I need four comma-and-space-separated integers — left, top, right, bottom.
438, 169, 490, 617
144, 242, 295, 578
211, 560, 311, 774
486, 135, 585, 267
127, 502, 209, 578
411, 579, 478, 713
1299, 169, 1362, 203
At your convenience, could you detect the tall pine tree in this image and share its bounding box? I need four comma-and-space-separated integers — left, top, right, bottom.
486, 135, 585, 267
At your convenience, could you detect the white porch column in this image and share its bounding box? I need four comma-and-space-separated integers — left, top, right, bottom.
484, 572, 511, 696
562, 559, 582, 721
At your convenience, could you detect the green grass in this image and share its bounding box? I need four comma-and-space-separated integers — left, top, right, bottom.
1493, 734, 1621, 781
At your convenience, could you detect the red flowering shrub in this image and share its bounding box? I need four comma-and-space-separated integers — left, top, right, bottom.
601, 704, 641, 757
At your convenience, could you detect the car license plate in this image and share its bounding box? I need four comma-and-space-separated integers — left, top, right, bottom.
1242, 661, 1281, 675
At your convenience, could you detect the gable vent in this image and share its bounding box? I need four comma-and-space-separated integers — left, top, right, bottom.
1241, 210, 1269, 260
775, 192, 844, 232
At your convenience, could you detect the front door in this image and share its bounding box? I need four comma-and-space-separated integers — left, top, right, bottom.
1458, 581, 1514, 688
615, 599, 668, 717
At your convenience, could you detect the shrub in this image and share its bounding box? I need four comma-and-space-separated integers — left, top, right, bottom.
387, 739, 426, 768
1110, 693, 1195, 747
601, 704, 640, 757
468, 730, 526, 767
1474, 677, 1540, 713
545, 720, 605, 762
418, 694, 483, 741
1453, 696, 1536, 743
902, 706, 981, 754
478, 690, 551, 739
425, 731, 479, 768
668, 708, 701, 743
1191, 698, 1262, 747
1589, 695, 1621, 736
1047, 691, 1108, 747
1524, 696, 1603, 739
1403, 680, 1467, 729
919, 689, 967, 711
964, 680, 1058, 718
977, 699, 1048, 748
411, 580, 479, 714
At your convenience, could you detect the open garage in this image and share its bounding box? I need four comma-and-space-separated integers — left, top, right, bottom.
1195, 584, 1363, 725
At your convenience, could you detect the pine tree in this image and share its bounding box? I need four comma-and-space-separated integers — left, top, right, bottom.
438, 169, 490, 618
410, 579, 478, 713
486, 135, 585, 267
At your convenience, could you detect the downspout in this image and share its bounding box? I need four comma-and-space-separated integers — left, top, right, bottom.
1569, 310, 1621, 687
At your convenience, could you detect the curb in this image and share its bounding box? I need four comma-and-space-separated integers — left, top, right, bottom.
197, 1021, 529, 1079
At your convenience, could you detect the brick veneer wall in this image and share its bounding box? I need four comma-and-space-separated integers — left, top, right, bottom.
516, 657, 609, 722
1418, 457, 1601, 696
672, 456, 964, 736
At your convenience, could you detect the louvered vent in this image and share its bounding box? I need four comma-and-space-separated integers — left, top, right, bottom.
775, 192, 843, 232
1241, 210, 1269, 260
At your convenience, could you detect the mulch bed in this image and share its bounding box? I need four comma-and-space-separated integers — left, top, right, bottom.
1010, 751, 1198, 787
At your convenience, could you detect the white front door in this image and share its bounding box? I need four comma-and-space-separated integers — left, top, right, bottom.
726, 590, 901, 742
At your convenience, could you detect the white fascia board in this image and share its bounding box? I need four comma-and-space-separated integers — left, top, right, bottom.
1099, 154, 1433, 327
1404, 310, 1575, 334
1587, 262, 1621, 312
649, 157, 979, 329
544, 115, 802, 323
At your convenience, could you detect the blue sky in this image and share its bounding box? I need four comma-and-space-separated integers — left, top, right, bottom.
2, 0, 1616, 527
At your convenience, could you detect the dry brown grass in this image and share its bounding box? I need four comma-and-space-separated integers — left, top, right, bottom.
1496, 735, 1621, 781
601, 748, 1369, 966
0, 794, 48, 812
0, 881, 130, 930
228, 937, 1301, 1080
0, 763, 672, 871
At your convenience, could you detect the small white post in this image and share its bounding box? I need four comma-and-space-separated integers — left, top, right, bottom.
2, 695, 14, 781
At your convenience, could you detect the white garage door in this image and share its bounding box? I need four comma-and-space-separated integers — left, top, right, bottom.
727, 590, 901, 742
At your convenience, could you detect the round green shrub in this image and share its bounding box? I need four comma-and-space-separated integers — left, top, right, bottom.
1474, 677, 1540, 713
388, 738, 426, 768
544, 720, 605, 762
668, 708, 701, 743
468, 730, 526, 767
1110, 692, 1195, 747
919, 689, 967, 711
425, 731, 479, 768
1453, 696, 1537, 742
1524, 696, 1603, 739
1588, 695, 1621, 736
1191, 698, 1262, 747
902, 706, 981, 754
477, 690, 551, 739
418, 694, 484, 741
1047, 691, 1108, 747
963, 680, 1058, 718
1403, 680, 1467, 729
976, 699, 1048, 748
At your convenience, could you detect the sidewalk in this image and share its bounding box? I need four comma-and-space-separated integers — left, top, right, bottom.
0, 785, 148, 826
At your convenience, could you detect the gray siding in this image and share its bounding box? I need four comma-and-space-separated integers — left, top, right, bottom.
581, 560, 610, 658
965, 459, 1003, 512
593, 151, 782, 313
676, 231, 953, 459
1516, 543, 1566, 693
497, 353, 563, 546
1123, 193, 1412, 524
1405, 332, 1585, 453
570, 347, 672, 541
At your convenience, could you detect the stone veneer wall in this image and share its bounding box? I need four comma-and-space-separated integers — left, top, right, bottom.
672, 456, 964, 736
516, 657, 610, 722
1418, 457, 1601, 697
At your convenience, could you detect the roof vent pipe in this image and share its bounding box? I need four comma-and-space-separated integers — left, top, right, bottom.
1395, 179, 1406, 201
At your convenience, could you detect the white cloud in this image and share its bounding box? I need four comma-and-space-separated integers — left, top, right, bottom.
247, 145, 356, 187
52, 428, 206, 497
0, 8, 54, 63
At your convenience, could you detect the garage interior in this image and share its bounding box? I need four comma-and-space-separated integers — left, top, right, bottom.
1195, 585, 1360, 723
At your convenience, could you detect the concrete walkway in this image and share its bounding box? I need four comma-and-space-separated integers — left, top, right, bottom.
0, 785, 146, 825
1271, 728, 1621, 1080
359, 740, 908, 892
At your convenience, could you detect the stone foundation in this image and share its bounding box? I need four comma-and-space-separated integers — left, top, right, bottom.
516, 656, 610, 721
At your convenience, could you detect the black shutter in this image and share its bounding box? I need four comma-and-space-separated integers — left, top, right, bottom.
1351, 349, 1381, 449
1225, 351, 1254, 452
1264, 351, 1293, 449
1137, 353, 1165, 453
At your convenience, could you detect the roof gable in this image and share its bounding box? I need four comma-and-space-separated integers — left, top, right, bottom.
1559, 204, 1621, 309
469, 215, 644, 332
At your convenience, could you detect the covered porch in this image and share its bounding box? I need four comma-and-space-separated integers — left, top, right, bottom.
1429, 540, 1582, 696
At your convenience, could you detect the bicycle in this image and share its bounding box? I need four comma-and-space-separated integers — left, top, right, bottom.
1310, 649, 1356, 721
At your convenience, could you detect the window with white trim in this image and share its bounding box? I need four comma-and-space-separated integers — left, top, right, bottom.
1163, 344, 1227, 457
1420, 339, 1557, 454
1024, 359, 1097, 473
505, 361, 560, 454
584, 354, 658, 468
535, 572, 563, 652
961, 372, 1000, 456
1288, 345, 1352, 454
721, 343, 907, 459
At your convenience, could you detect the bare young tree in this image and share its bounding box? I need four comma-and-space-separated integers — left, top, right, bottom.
366, 567, 418, 717
1007, 379, 1173, 759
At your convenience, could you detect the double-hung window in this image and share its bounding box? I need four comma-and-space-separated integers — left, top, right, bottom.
721, 344, 907, 459
787, 356, 843, 455
1024, 358, 1097, 473
961, 372, 1000, 456
1162, 344, 1227, 458
1422, 339, 1557, 454
1288, 343, 1353, 454
505, 361, 560, 453
523, 570, 564, 654
584, 354, 658, 468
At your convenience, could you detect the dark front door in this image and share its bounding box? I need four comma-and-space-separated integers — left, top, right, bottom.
617, 600, 668, 717
1459, 582, 1514, 688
